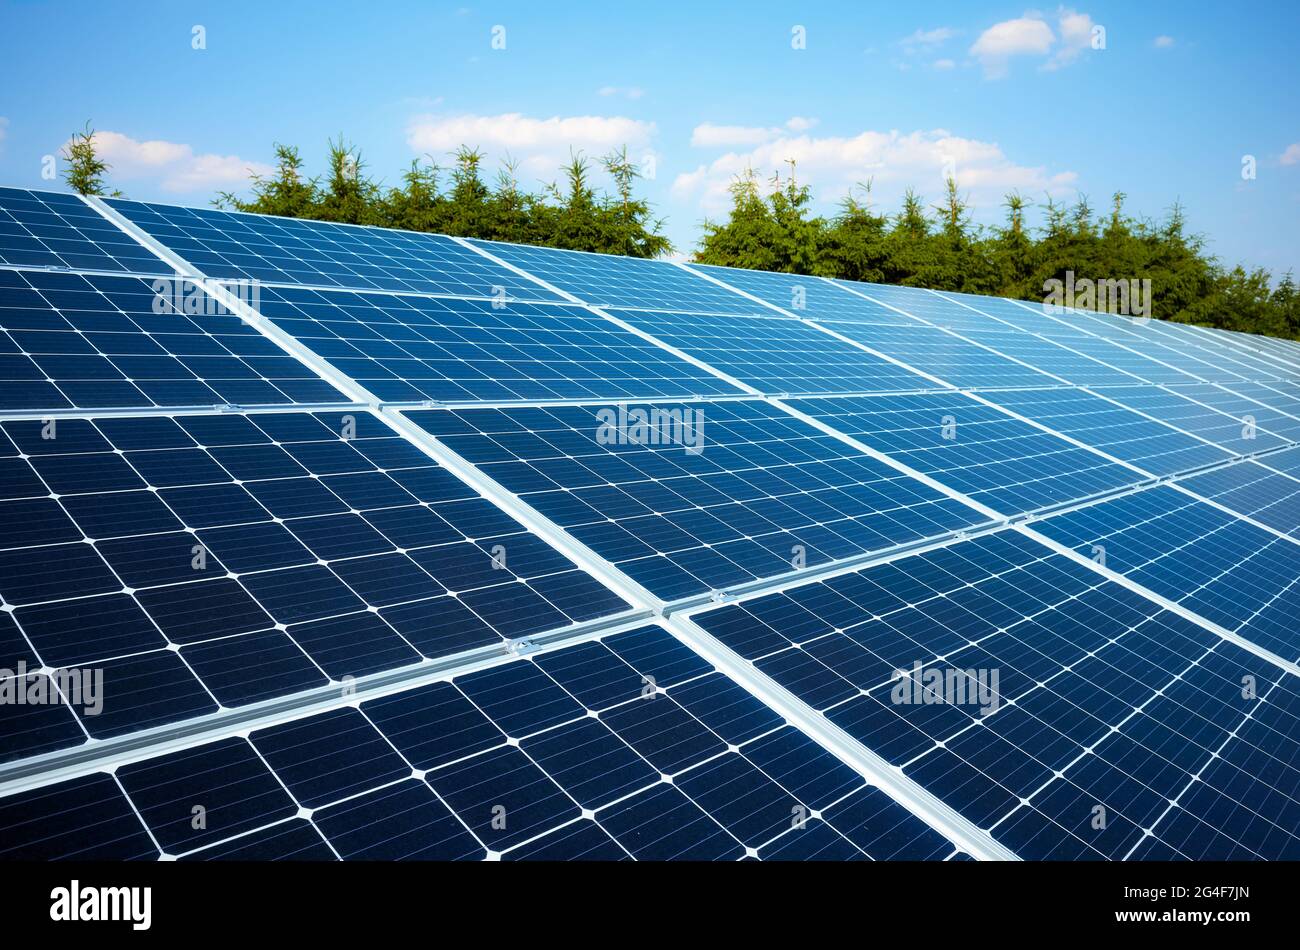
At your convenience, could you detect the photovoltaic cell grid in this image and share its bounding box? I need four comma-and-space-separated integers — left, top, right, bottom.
253, 285, 742, 403
0, 269, 347, 410
688, 264, 920, 326
469, 240, 769, 315
1125, 321, 1290, 383
404, 400, 990, 600
1084, 324, 1261, 385
936, 325, 1142, 387
106, 198, 567, 300
0, 409, 633, 758
1177, 460, 1300, 540
976, 387, 1235, 477
1230, 381, 1300, 417
881, 287, 1292, 388
694, 530, 1300, 859
608, 308, 942, 395
839, 282, 1005, 334
0, 188, 167, 274
0, 190, 1297, 864
819, 320, 1060, 389
0, 625, 959, 861
1032, 486, 1300, 662
919, 292, 1286, 390
1088, 385, 1292, 453
785, 393, 1140, 514
1172, 383, 1300, 442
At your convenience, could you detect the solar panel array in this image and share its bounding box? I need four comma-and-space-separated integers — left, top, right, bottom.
1, 188, 1297, 862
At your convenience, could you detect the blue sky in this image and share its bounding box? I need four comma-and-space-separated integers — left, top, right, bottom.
1, 0, 1297, 276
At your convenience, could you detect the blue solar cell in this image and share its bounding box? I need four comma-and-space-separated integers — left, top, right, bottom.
0, 625, 957, 861
314, 779, 485, 860
501, 818, 629, 860
1033, 486, 1300, 660
181, 818, 336, 860
1177, 459, 1300, 539
1092, 385, 1290, 452
0, 674, 86, 762
252, 285, 740, 402
608, 308, 941, 395
0, 188, 165, 273
788, 392, 1140, 512
0, 409, 634, 755
0, 773, 158, 860
107, 198, 565, 298
1172, 382, 1300, 442
978, 386, 1235, 476
0, 270, 346, 409
696, 529, 1300, 858
404, 399, 989, 600
690, 265, 918, 326
468, 239, 763, 314
819, 319, 1059, 389
116, 737, 297, 854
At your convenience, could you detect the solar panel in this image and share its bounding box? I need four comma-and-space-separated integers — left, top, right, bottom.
0, 189, 1296, 865
1129, 320, 1290, 382
1170, 383, 1300, 442
253, 286, 741, 403
688, 265, 920, 326
977, 386, 1236, 476
785, 393, 1140, 513
1033, 486, 1300, 661
607, 308, 942, 395
0, 187, 167, 273
468, 240, 766, 314
0, 270, 348, 409
1088, 384, 1292, 452
693, 529, 1300, 859
106, 198, 567, 299
0, 624, 958, 861
1177, 460, 1300, 539
820, 320, 1060, 389
403, 400, 990, 600
0, 408, 634, 751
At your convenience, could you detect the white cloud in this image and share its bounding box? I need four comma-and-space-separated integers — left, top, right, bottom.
1153, 35, 1175, 48
970, 16, 1055, 76
1281, 143, 1300, 166
691, 124, 780, 148
1045, 9, 1096, 70
673, 126, 1078, 217
406, 112, 657, 179
933, 58, 956, 70
899, 26, 956, 55
970, 8, 1099, 78
81, 130, 272, 193
598, 86, 645, 100
691, 117, 820, 148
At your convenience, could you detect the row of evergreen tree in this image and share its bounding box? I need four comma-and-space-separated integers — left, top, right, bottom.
59, 128, 1299, 339
698, 166, 1299, 340
215, 139, 671, 260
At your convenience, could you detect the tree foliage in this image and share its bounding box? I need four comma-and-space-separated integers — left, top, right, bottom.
215, 140, 671, 257
695, 169, 1299, 339
60, 123, 121, 198
57, 126, 1300, 338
